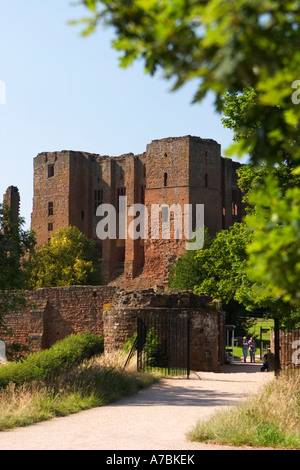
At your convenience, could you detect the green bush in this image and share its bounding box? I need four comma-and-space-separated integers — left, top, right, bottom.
145, 328, 167, 368
0, 332, 104, 387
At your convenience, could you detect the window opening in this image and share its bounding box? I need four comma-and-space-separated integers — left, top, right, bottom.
205, 174, 208, 188
47, 164, 54, 178
94, 189, 103, 213
48, 201, 53, 216
141, 185, 145, 205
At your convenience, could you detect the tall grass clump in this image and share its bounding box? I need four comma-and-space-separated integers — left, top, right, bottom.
188, 371, 300, 449
0, 332, 104, 387
0, 346, 158, 431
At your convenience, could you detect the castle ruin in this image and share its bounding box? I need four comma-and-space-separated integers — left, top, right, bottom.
0, 136, 246, 370
31, 135, 245, 289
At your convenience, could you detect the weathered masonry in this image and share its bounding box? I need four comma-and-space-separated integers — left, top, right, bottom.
3, 186, 20, 226
31, 135, 245, 289
2, 286, 117, 352
103, 289, 225, 372
1, 286, 226, 372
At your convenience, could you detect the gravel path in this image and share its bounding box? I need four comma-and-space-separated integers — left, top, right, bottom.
0, 362, 274, 451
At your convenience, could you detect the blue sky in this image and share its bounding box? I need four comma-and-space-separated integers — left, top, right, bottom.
0, 1, 241, 230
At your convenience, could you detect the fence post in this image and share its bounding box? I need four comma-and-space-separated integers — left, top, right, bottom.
274, 317, 281, 376
187, 317, 190, 379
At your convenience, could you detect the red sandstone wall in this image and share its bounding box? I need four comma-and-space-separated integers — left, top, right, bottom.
31, 136, 245, 288
31, 152, 71, 246
1, 287, 225, 372
103, 289, 226, 372
189, 137, 223, 235
143, 137, 190, 285
1, 286, 117, 353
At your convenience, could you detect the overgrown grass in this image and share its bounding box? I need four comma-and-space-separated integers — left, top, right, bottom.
0, 339, 158, 431
0, 332, 104, 387
188, 371, 300, 449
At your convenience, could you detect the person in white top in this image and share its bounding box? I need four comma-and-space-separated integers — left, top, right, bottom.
242, 336, 249, 363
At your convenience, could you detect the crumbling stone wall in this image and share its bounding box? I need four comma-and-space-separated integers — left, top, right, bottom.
103, 289, 226, 372
2, 286, 117, 353
3, 186, 20, 224
1, 286, 225, 372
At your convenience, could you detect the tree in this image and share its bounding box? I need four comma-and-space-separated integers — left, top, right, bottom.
170, 221, 300, 331
221, 87, 260, 143
27, 226, 103, 289
0, 203, 36, 326
170, 223, 254, 334
75, 0, 300, 162
243, 179, 300, 313
221, 89, 300, 312
74, 0, 300, 311
169, 227, 212, 291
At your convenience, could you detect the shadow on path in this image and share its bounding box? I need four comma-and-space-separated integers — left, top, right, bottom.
112, 383, 247, 408
108, 362, 271, 409
221, 361, 268, 374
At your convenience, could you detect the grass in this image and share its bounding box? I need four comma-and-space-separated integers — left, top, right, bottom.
0, 332, 104, 387
0, 347, 159, 431
248, 319, 273, 339
188, 370, 300, 449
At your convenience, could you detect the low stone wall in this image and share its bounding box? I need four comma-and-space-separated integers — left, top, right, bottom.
1, 286, 226, 372
2, 286, 117, 353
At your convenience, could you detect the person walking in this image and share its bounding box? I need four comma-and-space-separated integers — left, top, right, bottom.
242, 337, 249, 362
248, 337, 256, 363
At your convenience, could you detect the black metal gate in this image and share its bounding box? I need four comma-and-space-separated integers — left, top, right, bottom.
135, 314, 191, 378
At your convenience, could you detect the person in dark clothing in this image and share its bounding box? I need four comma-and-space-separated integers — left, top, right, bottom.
248, 337, 256, 362
261, 354, 269, 372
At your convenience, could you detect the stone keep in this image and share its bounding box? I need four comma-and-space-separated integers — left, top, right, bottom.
31, 135, 245, 289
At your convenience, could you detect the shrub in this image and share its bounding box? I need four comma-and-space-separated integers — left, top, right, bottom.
145, 328, 167, 368
0, 332, 104, 387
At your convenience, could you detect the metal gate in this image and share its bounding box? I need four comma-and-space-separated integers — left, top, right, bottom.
134, 314, 190, 378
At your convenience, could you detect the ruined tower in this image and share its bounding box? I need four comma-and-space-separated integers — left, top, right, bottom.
3, 186, 20, 225
31, 136, 245, 288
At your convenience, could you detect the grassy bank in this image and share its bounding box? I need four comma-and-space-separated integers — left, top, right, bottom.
188, 371, 300, 449
0, 332, 104, 387
0, 335, 158, 431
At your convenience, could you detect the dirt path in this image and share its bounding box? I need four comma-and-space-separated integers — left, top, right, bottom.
0, 362, 274, 451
